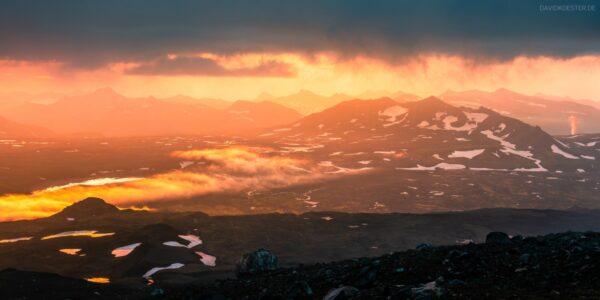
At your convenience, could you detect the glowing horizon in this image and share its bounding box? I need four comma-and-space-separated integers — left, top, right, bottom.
1, 53, 600, 102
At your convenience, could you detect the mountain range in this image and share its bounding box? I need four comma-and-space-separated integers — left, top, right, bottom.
439, 88, 600, 135
256, 89, 420, 115
1, 87, 599, 138
0, 88, 301, 137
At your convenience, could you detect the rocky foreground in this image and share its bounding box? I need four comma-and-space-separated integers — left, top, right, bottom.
3, 231, 600, 299
162, 231, 600, 299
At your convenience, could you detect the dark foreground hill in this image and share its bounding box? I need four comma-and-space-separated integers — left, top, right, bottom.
3, 231, 600, 299
4, 198, 600, 288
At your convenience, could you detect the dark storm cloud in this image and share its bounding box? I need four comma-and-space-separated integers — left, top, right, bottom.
126, 56, 295, 77
0, 0, 598, 69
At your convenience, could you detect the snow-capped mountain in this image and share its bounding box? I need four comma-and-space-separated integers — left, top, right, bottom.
258, 97, 598, 173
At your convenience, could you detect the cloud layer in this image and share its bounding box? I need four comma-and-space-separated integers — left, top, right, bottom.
1, 0, 598, 69
126, 56, 295, 77
0, 147, 340, 221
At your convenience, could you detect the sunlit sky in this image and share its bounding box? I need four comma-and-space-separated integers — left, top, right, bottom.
1, 54, 600, 100
1, 0, 599, 100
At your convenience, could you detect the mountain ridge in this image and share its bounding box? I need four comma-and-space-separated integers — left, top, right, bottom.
259, 96, 598, 172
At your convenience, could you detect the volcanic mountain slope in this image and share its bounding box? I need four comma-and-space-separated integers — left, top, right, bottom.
0, 115, 54, 138
3, 198, 600, 290
1, 88, 301, 136
439, 88, 600, 135
258, 97, 598, 173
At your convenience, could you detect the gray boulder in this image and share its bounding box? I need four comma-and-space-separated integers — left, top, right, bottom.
236, 248, 279, 276
486, 232, 512, 245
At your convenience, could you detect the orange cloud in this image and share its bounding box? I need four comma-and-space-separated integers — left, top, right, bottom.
0, 147, 328, 221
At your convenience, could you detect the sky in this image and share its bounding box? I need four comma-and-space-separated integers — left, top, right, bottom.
1, 0, 599, 100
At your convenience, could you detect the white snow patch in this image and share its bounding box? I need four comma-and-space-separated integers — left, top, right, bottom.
465, 112, 489, 123
471, 167, 508, 171
417, 121, 430, 128
373, 150, 395, 155
163, 235, 202, 249
448, 149, 485, 159
162, 241, 187, 248
481, 130, 516, 149
481, 130, 547, 171
178, 235, 202, 248
581, 155, 595, 160
551, 145, 579, 159
379, 106, 408, 127
495, 123, 507, 133
143, 263, 185, 278
195, 251, 217, 267
318, 161, 372, 174
112, 243, 142, 257
398, 163, 466, 171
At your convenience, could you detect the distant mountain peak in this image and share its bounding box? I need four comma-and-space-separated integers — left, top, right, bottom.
52, 197, 119, 218
493, 87, 518, 95
415, 96, 450, 107
296, 89, 320, 97
90, 87, 122, 98
254, 92, 275, 101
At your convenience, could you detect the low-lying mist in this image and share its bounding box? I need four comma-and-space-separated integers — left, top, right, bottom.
0, 147, 364, 221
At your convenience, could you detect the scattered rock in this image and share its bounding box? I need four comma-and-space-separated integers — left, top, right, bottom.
236, 248, 279, 276
486, 232, 512, 245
